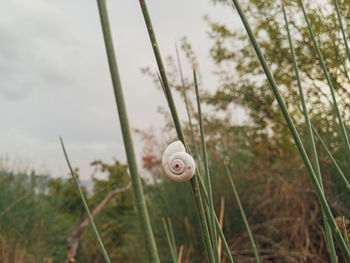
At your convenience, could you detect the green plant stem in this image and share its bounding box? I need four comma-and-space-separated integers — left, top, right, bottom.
333, 0, 350, 63
137, 1, 216, 262
162, 218, 177, 263
282, 4, 337, 262
193, 66, 219, 262
225, 165, 260, 263
230, 0, 350, 260
299, 0, 350, 164
60, 137, 111, 263
314, 2, 350, 84
175, 43, 200, 159
95, 1, 160, 262
167, 217, 177, 257
197, 171, 235, 263
312, 126, 350, 193
167, 218, 178, 263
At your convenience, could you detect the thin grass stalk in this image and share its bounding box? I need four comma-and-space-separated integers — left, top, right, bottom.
59, 137, 111, 263
162, 218, 177, 263
193, 65, 219, 262
178, 245, 184, 263
217, 196, 225, 260
175, 43, 199, 157
312, 126, 350, 193
95, 1, 160, 261
230, 0, 350, 260
282, 4, 337, 262
137, 1, 216, 261
333, 0, 350, 63
345, 221, 350, 249
168, 217, 177, 258
313, 2, 350, 88
298, 0, 350, 164
225, 165, 260, 263
197, 171, 235, 263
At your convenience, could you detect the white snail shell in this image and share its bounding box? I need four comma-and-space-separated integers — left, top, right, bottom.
162, 141, 196, 182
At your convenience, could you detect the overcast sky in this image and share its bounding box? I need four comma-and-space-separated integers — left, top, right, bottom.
0, 0, 241, 180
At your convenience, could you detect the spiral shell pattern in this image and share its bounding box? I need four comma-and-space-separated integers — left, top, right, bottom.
162, 141, 196, 182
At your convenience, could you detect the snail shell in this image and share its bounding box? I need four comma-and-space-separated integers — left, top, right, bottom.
162, 141, 196, 182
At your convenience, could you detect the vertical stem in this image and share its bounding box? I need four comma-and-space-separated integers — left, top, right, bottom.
95, 1, 160, 262
334, 0, 350, 63
193, 66, 219, 262
175, 43, 200, 158
60, 138, 111, 263
311, 126, 350, 193
299, 0, 350, 164
282, 4, 337, 262
217, 196, 225, 261
162, 218, 177, 263
225, 165, 260, 263
230, 0, 350, 260
137, 1, 216, 261
197, 170, 235, 263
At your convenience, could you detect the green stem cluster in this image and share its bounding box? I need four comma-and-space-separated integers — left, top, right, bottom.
162, 218, 178, 263
333, 0, 350, 63
281, 4, 337, 262
298, 0, 350, 164
230, 0, 350, 261
137, 0, 221, 262
225, 165, 260, 263
193, 67, 219, 262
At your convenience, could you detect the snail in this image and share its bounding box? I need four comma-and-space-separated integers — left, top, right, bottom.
162, 141, 196, 182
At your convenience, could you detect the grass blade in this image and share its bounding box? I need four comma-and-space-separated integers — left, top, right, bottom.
175, 43, 200, 158
298, 0, 350, 164
197, 169, 235, 263
137, 1, 216, 261
225, 165, 260, 263
162, 218, 177, 263
167, 217, 177, 258
282, 4, 337, 262
230, 0, 350, 260
95, 1, 160, 261
312, 126, 350, 194
333, 0, 350, 63
193, 65, 219, 262
60, 137, 111, 263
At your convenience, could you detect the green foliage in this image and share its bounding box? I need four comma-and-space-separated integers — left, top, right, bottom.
0, 169, 70, 262
78, 160, 142, 263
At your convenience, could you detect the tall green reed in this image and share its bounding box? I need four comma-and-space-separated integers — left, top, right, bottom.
282, 4, 337, 262
312, 126, 350, 194
225, 165, 260, 263
230, 0, 350, 260
95, 0, 160, 261
60, 137, 111, 263
137, 1, 216, 262
175, 43, 200, 159
196, 165, 235, 263
333, 0, 350, 63
166, 57, 234, 263
193, 65, 219, 262
298, 0, 350, 164
162, 217, 178, 263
